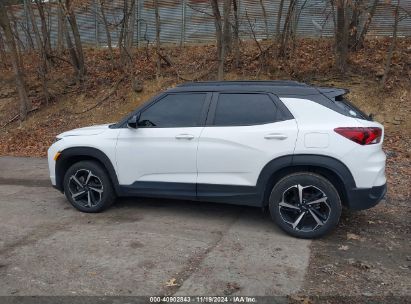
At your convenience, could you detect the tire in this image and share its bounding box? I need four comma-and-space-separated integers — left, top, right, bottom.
269, 172, 342, 239
63, 160, 116, 213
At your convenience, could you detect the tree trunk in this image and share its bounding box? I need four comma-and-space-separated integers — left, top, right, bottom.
26, 0, 43, 51
210, 0, 224, 80
278, 0, 296, 57
259, 0, 269, 39
232, 0, 240, 68
355, 0, 379, 50
381, 2, 400, 86
222, 0, 232, 53
26, 0, 50, 104
0, 2, 30, 121
154, 0, 161, 79
335, 0, 348, 73
0, 32, 7, 68
119, 0, 132, 66
66, 5, 85, 80
100, 0, 114, 65
61, 11, 81, 79
348, 0, 364, 50
57, 3, 64, 52
276, 0, 285, 39
60, 0, 86, 81
8, 9, 25, 54
35, 0, 52, 57
126, 0, 136, 50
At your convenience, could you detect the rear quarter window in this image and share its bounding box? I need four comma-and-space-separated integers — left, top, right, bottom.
334, 96, 371, 121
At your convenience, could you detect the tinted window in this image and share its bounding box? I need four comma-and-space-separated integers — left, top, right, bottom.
214, 93, 277, 126
334, 96, 371, 120
138, 93, 206, 127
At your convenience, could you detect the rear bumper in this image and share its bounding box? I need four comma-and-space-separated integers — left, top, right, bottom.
346, 183, 387, 210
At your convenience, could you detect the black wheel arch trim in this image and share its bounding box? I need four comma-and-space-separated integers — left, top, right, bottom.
55, 147, 120, 194
256, 154, 357, 206
291, 154, 356, 188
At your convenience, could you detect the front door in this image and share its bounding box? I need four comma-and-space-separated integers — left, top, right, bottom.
116, 92, 210, 197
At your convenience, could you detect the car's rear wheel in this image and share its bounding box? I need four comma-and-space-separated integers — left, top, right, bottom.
63, 161, 116, 213
269, 172, 342, 238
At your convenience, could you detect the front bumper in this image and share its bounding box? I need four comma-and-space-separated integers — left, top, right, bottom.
346, 183, 387, 210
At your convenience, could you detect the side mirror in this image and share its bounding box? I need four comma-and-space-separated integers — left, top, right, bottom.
127, 113, 140, 129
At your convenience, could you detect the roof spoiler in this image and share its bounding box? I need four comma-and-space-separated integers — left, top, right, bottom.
316, 87, 349, 99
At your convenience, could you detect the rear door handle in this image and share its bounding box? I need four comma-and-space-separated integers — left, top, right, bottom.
175, 134, 195, 140
264, 133, 288, 140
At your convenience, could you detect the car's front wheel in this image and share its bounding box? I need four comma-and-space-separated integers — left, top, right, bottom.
269, 172, 342, 238
63, 161, 116, 213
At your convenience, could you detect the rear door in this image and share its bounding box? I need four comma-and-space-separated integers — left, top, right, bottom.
197, 92, 298, 194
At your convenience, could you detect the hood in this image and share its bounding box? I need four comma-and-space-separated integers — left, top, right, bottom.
58, 124, 111, 138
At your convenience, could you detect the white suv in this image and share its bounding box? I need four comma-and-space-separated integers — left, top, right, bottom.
48, 81, 387, 238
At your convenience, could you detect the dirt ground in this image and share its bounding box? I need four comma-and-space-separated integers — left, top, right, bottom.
0, 157, 311, 298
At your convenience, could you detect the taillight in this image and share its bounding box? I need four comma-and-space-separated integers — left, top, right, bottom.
334, 127, 382, 145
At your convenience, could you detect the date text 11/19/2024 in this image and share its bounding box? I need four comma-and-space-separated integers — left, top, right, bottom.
149, 296, 257, 303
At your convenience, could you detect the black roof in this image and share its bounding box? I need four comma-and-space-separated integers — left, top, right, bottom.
169, 80, 344, 97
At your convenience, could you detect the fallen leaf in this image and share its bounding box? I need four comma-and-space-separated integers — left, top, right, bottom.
338, 245, 349, 251
165, 278, 178, 287
347, 233, 361, 240
289, 295, 312, 304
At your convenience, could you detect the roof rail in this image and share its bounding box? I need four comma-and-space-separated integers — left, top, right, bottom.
177, 80, 308, 87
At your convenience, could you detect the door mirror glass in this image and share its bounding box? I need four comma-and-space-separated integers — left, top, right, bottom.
127, 113, 140, 129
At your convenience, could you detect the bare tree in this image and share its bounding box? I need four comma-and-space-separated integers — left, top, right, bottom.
276, 0, 285, 39
222, 0, 232, 53
62, 16, 80, 75
8, 7, 25, 55
59, 0, 86, 82
118, 0, 135, 66
232, 0, 240, 67
348, 0, 363, 49
355, 0, 379, 50
210, 0, 232, 80
0, 32, 7, 68
26, 0, 50, 104
381, 1, 400, 85
335, 0, 348, 73
278, 0, 297, 57
0, 2, 30, 121
35, 0, 52, 57
210, 0, 224, 80
259, 0, 269, 39
26, 0, 43, 52
154, 0, 161, 78
126, 0, 136, 50
56, 3, 65, 53
99, 0, 114, 66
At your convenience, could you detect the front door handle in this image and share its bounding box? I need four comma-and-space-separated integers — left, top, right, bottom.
175, 134, 195, 140
264, 133, 288, 140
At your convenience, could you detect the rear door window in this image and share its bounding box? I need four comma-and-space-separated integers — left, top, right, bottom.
213, 93, 277, 126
